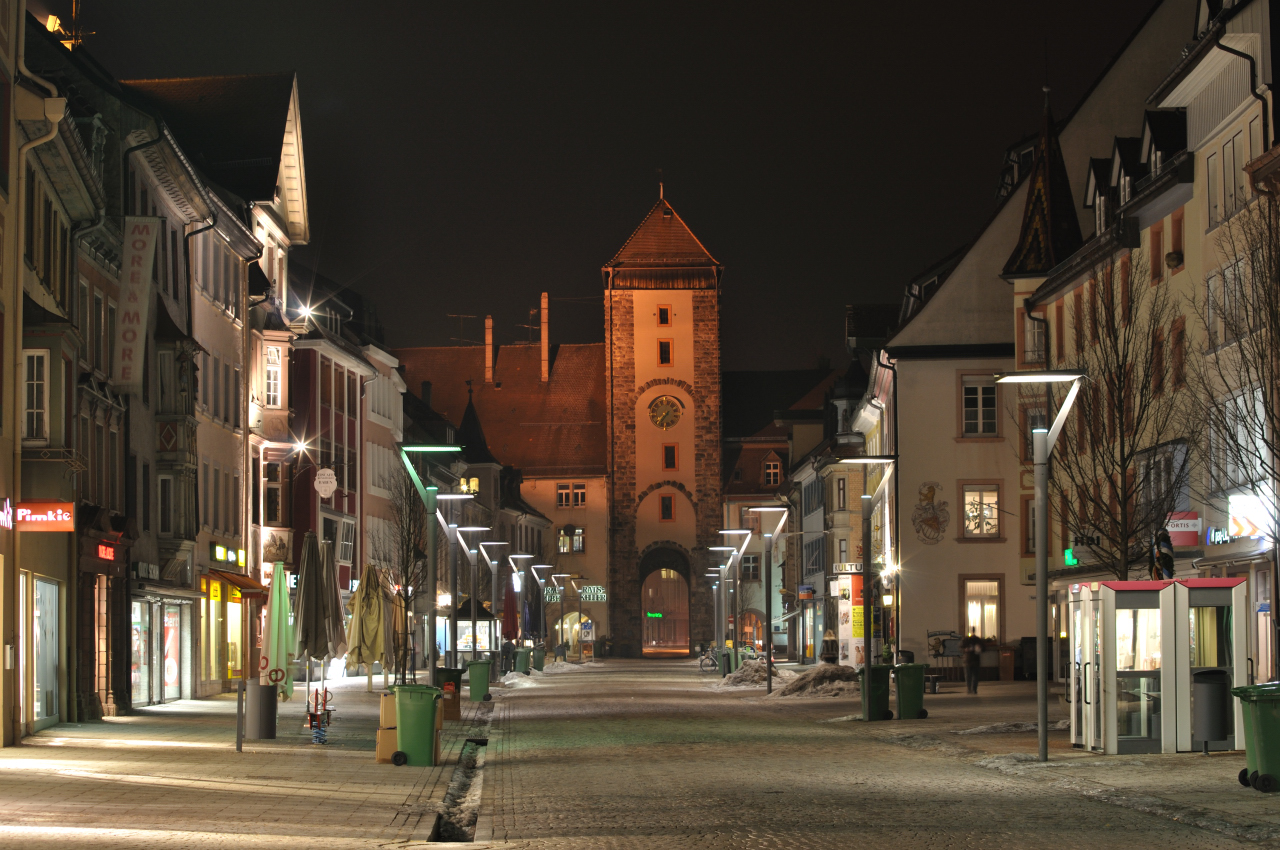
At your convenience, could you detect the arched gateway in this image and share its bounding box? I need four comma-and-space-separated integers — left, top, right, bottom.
639, 547, 691, 656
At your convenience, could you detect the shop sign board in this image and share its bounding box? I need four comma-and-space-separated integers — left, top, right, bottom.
115, 217, 160, 393
15, 501, 74, 531
314, 468, 338, 498
1165, 512, 1201, 547
832, 562, 862, 574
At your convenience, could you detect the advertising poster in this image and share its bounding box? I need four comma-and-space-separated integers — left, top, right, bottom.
837, 574, 854, 667
163, 607, 180, 698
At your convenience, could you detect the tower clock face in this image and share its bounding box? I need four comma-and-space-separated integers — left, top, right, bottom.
648, 395, 683, 430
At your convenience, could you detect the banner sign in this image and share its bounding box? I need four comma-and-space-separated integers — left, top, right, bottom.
114, 217, 160, 393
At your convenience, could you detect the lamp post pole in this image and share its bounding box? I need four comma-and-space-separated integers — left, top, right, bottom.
1034, 428, 1050, 763
448, 509, 459, 669
425, 487, 437, 686
862, 494, 873, 670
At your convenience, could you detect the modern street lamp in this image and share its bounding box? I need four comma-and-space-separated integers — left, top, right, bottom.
552, 574, 571, 656
478, 541, 509, 679
457, 526, 491, 665
750, 507, 789, 693
509, 553, 534, 642
840, 456, 897, 672
720, 530, 752, 664
996, 369, 1086, 763
397, 444, 464, 685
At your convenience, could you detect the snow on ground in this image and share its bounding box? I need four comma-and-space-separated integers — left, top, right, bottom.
955, 720, 1070, 735
540, 660, 602, 674
767, 663, 861, 698
709, 658, 798, 689
500, 672, 540, 688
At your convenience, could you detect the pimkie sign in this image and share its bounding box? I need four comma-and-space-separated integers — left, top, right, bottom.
114, 217, 160, 393
15, 502, 74, 532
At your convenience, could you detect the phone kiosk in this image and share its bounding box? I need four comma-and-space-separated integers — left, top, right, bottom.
1068, 578, 1247, 755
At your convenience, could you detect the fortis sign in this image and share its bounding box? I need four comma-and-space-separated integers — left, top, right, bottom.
15, 502, 75, 532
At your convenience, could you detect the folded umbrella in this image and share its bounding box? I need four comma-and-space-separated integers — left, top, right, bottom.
260, 560, 295, 699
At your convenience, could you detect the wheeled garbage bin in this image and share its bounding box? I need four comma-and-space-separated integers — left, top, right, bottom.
392, 684, 442, 767
467, 660, 493, 702
531, 647, 546, 672
514, 647, 532, 674
894, 663, 928, 720
862, 664, 893, 721
1233, 683, 1280, 791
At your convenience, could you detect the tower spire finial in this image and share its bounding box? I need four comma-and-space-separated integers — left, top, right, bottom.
656, 166, 664, 200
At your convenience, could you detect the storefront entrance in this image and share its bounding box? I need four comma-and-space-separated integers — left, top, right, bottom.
131, 597, 192, 706
641, 568, 689, 656
30, 576, 60, 731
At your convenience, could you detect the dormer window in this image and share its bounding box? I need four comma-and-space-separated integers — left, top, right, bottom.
1095, 195, 1108, 236
1119, 174, 1131, 206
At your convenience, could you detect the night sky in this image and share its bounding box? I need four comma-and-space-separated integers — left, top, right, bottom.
35, 1, 1160, 369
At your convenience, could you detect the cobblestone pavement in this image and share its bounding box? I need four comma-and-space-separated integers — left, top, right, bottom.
478, 659, 1265, 849
0, 675, 476, 849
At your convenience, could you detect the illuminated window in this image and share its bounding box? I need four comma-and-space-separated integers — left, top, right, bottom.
962, 485, 1000, 538
764, 461, 781, 486
657, 305, 671, 326
662, 444, 677, 470
965, 579, 1000, 639
660, 495, 674, 521
265, 346, 281, 407
657, 339, 673, 366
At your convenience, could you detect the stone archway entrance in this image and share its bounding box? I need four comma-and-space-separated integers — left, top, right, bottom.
639, 548, 690, 657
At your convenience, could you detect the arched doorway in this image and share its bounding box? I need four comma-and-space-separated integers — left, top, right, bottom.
739, 610, 765, 652
554, 612, 593, 658
641, 569, 689, 655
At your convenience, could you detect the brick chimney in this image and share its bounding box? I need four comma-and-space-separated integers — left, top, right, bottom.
485, 316, 494, 383
541, 292, 549, 382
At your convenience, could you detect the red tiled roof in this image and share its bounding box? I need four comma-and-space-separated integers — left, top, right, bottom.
605, 199, 719, 268
394, 343, 606, 476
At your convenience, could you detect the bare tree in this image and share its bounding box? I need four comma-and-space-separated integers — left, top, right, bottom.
1016, 246, 1191, 580
368, 466, 432, 684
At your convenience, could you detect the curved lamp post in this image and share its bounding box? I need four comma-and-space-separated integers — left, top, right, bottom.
996, 369, 1086, 763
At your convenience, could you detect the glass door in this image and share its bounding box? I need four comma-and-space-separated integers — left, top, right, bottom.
1256, 570, 1271, 684
1071, 599, 1084, 748
163, 605, 182, 701
1089, 593, 1103, 752
1115, 606, 1162, 753
33, 579, 60, 730
131, 601, 151, 705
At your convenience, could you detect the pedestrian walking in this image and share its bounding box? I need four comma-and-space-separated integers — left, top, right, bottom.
820, 629, 839, 665
501, 637, 515, 674
961, 630, 984, 694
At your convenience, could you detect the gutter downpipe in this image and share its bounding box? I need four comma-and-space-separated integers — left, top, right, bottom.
11, 4, 63, 738
877, 350, 900, 652
1213, 38, 1270, 153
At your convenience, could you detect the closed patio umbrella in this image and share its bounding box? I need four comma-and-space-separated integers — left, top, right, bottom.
294, 531, 326, 666
260, 561, 295, 699
346, 565, 388, 691
320, 540, 349, 660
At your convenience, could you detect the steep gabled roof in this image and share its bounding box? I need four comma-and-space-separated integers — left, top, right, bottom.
458, 398, 500, 465
1002, 92, 1084, 279
605, 197, 719, 269
120, 73, 297, 204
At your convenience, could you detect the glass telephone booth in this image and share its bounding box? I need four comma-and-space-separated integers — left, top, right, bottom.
1068, 578, 1247, 755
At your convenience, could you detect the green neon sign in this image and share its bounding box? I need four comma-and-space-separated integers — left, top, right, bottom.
645, 612, 663, 618
1063, 548, 1079, 566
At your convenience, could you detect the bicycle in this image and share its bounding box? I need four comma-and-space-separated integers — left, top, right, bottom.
698, 646, 720, 673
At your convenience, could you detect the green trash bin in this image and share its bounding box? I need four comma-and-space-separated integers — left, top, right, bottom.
393, 684, 442, 767
861, 664, 893, 721
514, 647, 532, 674
894, 663, 928, 720
436, 666, 464, 692
467, 660, 492, 702
531, 647, 546, 672
1233, 683, 1280, 791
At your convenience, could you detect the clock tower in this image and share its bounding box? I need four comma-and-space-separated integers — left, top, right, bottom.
603, 193, 722, 657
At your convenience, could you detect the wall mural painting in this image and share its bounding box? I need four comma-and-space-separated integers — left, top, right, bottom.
911, 481, 949, 545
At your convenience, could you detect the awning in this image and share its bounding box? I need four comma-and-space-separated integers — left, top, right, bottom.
772, 609, 802, 625
1193, 543, 1273, 571
209, 569, 268, 597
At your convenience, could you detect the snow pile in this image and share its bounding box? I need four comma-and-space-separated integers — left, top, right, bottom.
499, 672, 539, 689
770, 663, 861, 698
712, 659, 797, 689
541, 660, 590, 674
955, 720, 1069, 735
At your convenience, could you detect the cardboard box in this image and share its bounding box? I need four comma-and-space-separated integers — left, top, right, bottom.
375, 727, 398, 764
379, 693, 397, 728
441, 689, 461, 721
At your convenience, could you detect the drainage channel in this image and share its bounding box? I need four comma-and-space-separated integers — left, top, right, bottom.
436, 701, 494, 842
